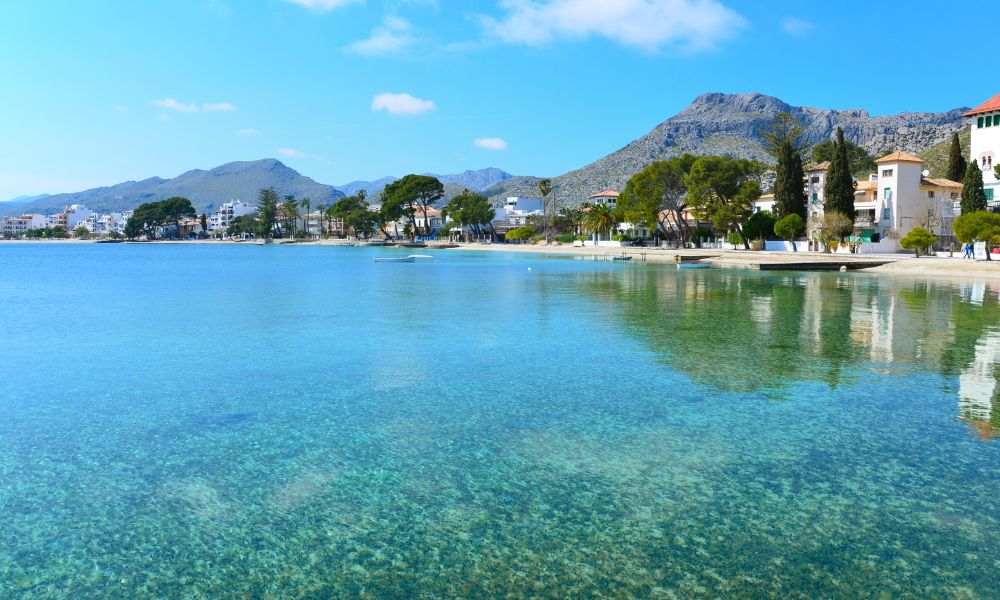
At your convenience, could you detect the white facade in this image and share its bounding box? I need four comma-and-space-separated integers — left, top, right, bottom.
210, 200, 256, 231
492, 197, 544, 228
63, 204, 93, 230
1, 213, 47, 237
968, 94, 1000, 208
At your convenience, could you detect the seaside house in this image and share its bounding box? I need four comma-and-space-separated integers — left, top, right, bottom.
490, 196, 544, 233
1, 213, 47, 237
803, 153, 961, 252
966, 91, 1000, 209
209, 199, 256, 232
590, 190, 619, 208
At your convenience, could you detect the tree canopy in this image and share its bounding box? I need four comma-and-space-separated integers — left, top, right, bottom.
442, 190, 496, 237
764, 113, 808, 221
946, 133, 967, 183
823, 128, 857, 224
899, 227, 937, 257
961, 160, 988, 214
617, 154, 696, 240
953, 211, 1000, 261
256, 187, 279, 238
383, 174, 444, 240
812, 135, 876, 178
774, 213, 804, 251
685, 156, 765, 247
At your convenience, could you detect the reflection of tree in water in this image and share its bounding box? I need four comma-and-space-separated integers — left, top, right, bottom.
579, 269, 1000, 429
580, 269, 871, 393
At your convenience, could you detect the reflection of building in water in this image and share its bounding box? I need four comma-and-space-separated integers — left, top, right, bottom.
958, 328, 1000, 439
850, 293, 896, 363
960, 281, 988, 306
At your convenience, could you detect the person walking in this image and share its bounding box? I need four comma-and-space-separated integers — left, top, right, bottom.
965, 242, 975, 259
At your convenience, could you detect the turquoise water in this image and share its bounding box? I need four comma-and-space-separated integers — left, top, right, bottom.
1, 244, 999, 598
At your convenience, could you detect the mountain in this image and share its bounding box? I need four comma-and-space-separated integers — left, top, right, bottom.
483, 92, 971, 204
920, 127, 971, 179
3, 194, 50, 204
334, 168, 514, 198
1, 159, 343, 216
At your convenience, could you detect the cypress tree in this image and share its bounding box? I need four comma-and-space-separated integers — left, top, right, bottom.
824, 127, 856, 221
789, 150, 807, 221
773, 141, 794, 219
961, 160, 988, 214
946, 133, 967, 182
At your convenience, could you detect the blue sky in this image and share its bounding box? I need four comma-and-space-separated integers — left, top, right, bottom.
0, 0, 993, 199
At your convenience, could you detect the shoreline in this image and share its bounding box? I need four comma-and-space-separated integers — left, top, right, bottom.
6, 238, 1000, 280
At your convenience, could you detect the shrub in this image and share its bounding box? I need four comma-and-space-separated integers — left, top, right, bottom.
727, 232, 745, 248
899, 227, 937, 257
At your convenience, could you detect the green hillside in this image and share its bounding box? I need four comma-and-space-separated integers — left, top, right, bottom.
920, 127, 971, 179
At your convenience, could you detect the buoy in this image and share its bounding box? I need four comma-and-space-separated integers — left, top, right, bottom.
839, 265, 848, 272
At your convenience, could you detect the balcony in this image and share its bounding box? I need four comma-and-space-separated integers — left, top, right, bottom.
854, 217, 876, 228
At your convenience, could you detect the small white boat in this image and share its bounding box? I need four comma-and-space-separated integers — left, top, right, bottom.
408, 254, 434, 259
374, 256, 415, 263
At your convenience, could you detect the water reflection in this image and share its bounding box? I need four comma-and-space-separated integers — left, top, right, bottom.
579, 268, 1000, 439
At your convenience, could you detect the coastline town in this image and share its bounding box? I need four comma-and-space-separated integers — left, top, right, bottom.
4, 92, 1000, 258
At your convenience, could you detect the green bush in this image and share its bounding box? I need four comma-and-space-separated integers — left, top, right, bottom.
505, 226, 536, 242
899, 227, 937, 257
553, 233, 576, 244
727, 232, 745, 248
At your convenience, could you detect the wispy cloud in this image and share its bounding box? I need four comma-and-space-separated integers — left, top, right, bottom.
238, 128, 262, 136
282, 0, 362, 12
780, 16, 813, 37
153, 98, 198, 113
151, 99, 238, 113
371, 92, 436, 116
277, 147, 308, 158
203, 102, 238, 111
479, 0, 745, 53
474, 137, 508, 151
348, 15, 418, 56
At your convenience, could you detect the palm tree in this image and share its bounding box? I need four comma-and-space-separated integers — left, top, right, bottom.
282, 198, 299, 238
583, 202, 615, 243
300, 198, 311, 237
538, 179, 552, 242
316, 204, 326, 238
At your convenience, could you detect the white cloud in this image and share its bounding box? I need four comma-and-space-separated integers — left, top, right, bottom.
153, 98, 198, 113
203, 102, 238, 111
348, 15, 418, 55
282, 0, 362, 12
238, 128, 262, 136
480, 0, 745, 52
371, 92, 436, 116
277, 147, 308, 158
474, 137, 508, 151
780, 16, 813, 37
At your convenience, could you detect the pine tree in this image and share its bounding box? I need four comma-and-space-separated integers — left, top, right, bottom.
823, 127, 856, 221
946, 133, 967, 182
961, 160, 988, 214
764, 112, 807, 222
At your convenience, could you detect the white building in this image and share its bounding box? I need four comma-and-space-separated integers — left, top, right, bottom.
492, 196, 544, 229
1, 213, 47, 237
966, 91, 1000, 209
210, 200, 256, 232
589, 190, 619, 207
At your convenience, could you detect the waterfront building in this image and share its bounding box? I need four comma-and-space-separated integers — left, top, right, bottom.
966, 91, 1000, 209
1, 213, 47, 237
490, 197, 544, 232
590, 190, 619, 207
209, 200, 256, 232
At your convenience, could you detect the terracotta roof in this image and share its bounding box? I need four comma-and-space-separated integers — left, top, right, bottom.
964, 92, 1000, 117
855, 180, 878, 192
758, 193, 775, 200
875, 151, 925, 164
806, 161, 830, 172
590, 190, 620, 198
921, 177, 962, 189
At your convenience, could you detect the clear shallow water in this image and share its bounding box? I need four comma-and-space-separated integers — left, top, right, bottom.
1, 244, 998, 598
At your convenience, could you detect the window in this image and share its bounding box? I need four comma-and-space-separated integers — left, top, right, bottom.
928, 191, 935, 198
882, 169, 894, 177
883, 207, 892, 220
988, 116, 994, 128
812, 192, 819, 203
884, 188, 892, 200
810, 176, 820, 184
980, 117, 986, 128
987, 189, 996, 201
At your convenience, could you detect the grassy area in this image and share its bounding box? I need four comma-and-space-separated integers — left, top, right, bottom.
920, 127, 971, 179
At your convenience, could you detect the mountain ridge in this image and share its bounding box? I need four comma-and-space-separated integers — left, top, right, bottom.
482, 92, 971, 204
